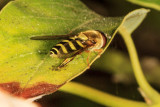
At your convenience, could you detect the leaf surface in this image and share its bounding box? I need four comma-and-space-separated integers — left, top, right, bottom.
120, 8, 150, 34
0, 0, 122, 98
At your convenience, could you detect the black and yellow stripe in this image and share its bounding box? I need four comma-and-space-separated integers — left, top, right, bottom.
50, 37, 86, 58
61, 40, 77, 50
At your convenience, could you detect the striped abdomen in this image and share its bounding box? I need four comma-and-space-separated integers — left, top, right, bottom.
50, 38, 86, 58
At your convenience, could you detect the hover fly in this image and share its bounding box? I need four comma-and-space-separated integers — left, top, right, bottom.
31, 30, 109, 69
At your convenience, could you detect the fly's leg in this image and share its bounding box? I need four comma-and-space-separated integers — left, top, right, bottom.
94, 49, 103, 57
86, 49, 103, 69
86, 51, 91, 69
53, 46, 93, 70
57, 57, 75, 70
52, 58, 75, 71
55, 49, 85, 70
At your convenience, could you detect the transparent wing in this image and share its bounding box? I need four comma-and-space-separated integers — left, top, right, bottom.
30, 34, 75, 40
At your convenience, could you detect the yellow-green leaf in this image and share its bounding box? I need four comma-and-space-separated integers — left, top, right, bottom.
120, 8, 150, 34
0, 0, 123, 98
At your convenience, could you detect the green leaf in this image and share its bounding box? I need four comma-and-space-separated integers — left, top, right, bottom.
0, 0, 122, 98
127, 0, 160, 11
120, 8, 150, 34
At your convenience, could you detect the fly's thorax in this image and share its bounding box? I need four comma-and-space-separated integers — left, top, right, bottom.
80, 30, 107, 51
77, 32, 88, 41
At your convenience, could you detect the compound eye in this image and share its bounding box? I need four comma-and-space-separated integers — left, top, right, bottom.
96, 30, 106, 37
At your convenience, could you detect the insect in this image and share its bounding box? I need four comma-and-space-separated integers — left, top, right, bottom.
31, 30, 109, 69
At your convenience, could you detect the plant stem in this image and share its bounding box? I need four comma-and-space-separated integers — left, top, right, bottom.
119, 26, 160, 104
60, 82, 148, 107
